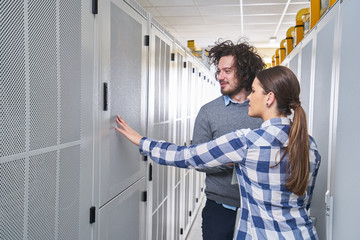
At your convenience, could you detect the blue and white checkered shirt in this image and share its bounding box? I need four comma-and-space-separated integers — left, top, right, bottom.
139, 117, 321, 239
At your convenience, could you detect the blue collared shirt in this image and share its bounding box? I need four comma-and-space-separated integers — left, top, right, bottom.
139, 117, 321, 239
223, 95, 249, 106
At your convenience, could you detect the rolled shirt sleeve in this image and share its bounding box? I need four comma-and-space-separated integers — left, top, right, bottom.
139, 130, 247, 169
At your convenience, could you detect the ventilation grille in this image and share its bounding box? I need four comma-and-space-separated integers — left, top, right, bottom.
124, 0, 148, 19
0, 159, 26, 240
28, 151, 57, 239
58, 146, 80, 240
59, 0, 81, 144
151, 17, 174, 42
1, 0, 83, 239
28, 0, 58, 150
0, 1, 26, 157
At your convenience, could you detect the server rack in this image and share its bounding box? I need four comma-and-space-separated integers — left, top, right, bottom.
282, 1, 360, 239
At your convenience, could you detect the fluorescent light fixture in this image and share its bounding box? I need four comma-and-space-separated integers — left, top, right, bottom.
269, 37, 277, 43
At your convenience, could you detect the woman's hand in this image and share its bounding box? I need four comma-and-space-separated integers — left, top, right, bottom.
115, 115, 143, 146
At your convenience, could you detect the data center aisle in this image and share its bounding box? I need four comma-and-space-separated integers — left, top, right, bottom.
186, 198, 205, 240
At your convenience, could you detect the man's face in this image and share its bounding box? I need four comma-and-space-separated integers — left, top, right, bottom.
217, 55, 242, 96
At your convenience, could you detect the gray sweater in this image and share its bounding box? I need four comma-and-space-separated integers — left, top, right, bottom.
192, 96, 262, 207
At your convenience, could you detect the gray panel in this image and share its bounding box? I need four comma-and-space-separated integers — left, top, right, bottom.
288, 55, 298, 78
0, 1, 26, 157
333, 0, 360, 238
160, 41, 166, 122
184, 172, 190, 227
154, 36, 161, 123
174, 185, 181, 240
164, 44, 170, 121
59, 0, 81, 144
99, 178, 145, 240
28, 151, 57, 240
311, 18, 335, 240
0, 159, 25, 240
59, 146, 80, 240
300, 40, 313, 116
29, 0, 58, 150
102, 3, 144, 204
176, 53, 183, 118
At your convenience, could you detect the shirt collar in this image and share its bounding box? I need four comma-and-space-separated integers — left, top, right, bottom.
260, 117, 291, 128
223, 95, 249, 106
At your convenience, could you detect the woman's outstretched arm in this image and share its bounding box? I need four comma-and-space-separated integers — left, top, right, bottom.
115, 115, 143, 146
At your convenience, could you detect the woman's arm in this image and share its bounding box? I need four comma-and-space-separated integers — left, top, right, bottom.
115, 115, 247, 168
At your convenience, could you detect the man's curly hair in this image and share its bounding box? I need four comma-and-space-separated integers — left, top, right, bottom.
207, 39, 266, 91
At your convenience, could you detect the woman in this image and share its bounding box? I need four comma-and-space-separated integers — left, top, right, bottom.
115, 66, 321, 240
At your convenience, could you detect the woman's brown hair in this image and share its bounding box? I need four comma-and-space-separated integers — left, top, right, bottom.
256, 66, 309, 196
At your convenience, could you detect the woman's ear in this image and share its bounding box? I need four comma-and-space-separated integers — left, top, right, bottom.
266, 92, 276, 107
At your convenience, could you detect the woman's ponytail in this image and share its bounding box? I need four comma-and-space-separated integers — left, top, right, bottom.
285, 103, 309, 196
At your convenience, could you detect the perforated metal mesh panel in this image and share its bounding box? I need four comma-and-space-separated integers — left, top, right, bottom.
58, 146, 80, 240
1, 0, 83, 238
28, 151, 57, 239
28, 0, 58, 150
59, 0, 81, 144
0, 159, 25, 240
0, 1, 26, 157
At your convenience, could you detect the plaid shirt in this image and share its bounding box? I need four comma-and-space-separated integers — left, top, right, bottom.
139, 117, 321, 240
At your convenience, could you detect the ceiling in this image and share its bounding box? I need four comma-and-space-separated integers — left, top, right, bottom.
136, 0, 310, 62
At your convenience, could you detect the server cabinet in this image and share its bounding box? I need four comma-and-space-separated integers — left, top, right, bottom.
0, 0, 94, 239
282, 1, 360, 239
96, 0, 148, 239
331, 0, 360, 238
310, 9, 337, 239
147, 22, 173, 240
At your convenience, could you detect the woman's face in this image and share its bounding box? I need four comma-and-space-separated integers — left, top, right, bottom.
247, 77, 268, 118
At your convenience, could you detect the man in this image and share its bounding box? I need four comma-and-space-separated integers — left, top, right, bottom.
192, 40, 265, 240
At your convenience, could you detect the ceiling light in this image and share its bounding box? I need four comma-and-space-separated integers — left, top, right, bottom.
269, 37, 277, 43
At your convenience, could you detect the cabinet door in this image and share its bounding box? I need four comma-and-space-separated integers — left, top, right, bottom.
98, 0, 147, 207
99, 178, 146, 240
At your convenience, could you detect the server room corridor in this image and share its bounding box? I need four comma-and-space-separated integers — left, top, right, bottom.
1, 0, 360, 240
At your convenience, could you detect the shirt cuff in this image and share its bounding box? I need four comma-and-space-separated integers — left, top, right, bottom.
139, 137, 148, 155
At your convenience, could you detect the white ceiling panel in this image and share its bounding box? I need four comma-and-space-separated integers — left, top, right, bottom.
196, 0, 241, 5
243, 5, 287, 15
164, 16, 205, 25
155, 6, 200, 16
148, 0, 195, 6
144, 7, 162, 17
136, 0, 152, 8
243, 15, 281, 24
287, 3, 310, 13
135, 0, 315, 53
198, 6, 241, 16
203, 16, 243, 25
